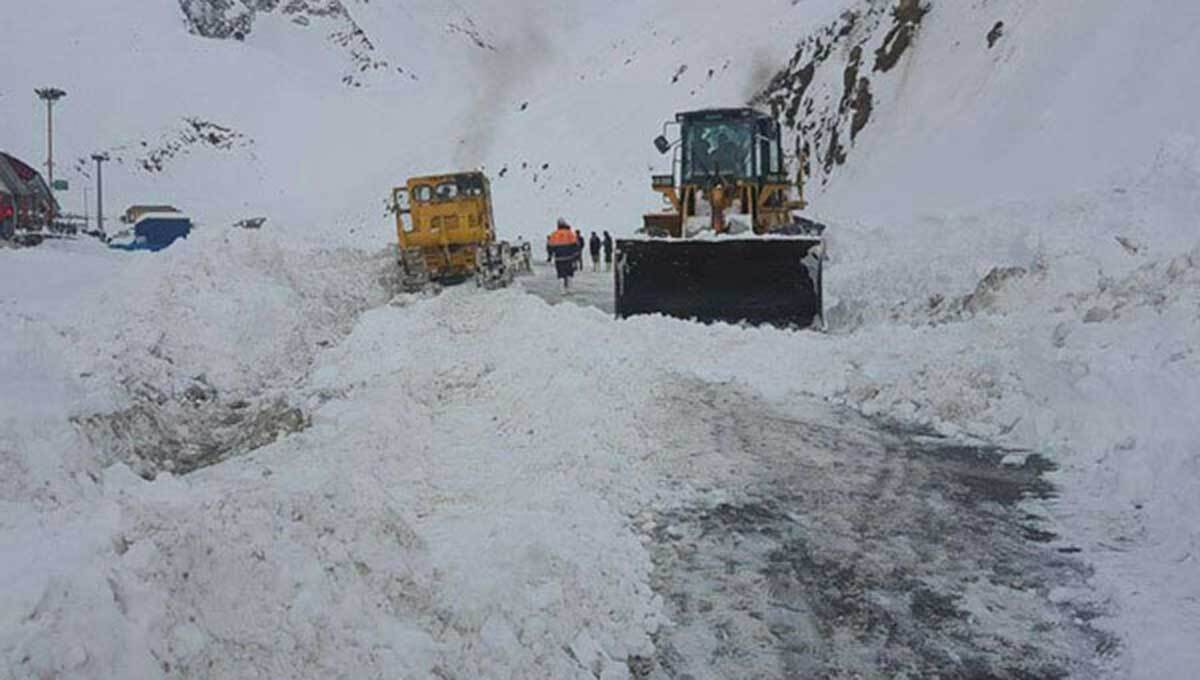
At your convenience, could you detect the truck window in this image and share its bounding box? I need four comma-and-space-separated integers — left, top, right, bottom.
458, 175, 485, 197
413, 185, 433, 202
436, 182, 459, 200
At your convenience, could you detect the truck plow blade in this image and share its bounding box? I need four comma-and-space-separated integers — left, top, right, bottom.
614, 238, 823, 329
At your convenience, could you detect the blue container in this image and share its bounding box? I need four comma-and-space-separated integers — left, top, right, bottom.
109, 214, 192, 252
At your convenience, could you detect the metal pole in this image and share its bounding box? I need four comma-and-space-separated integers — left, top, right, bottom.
44, 98, 53, 190
34, 88, 66, 223
45, 99, 53, 191
92, 155, 106, 235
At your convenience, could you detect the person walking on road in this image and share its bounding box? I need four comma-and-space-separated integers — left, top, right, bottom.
549, 219, 580, 291
602, 231, 614, 272
589, 232, 602, 272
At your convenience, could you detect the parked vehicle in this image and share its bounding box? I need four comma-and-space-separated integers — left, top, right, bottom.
108, 212, 192, 252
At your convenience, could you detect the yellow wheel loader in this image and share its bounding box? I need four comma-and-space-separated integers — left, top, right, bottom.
392, 172, 518, 291
616, 108, 826, 328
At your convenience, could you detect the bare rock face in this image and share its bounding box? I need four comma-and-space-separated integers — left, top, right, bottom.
179, 0, 347, 41
73, 117, 254, 179
752, 1, 934, 187
177, 0, 400, 87
178, 0, 255, 40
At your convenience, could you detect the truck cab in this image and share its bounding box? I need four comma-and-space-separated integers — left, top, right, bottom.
392, 172, 499, 284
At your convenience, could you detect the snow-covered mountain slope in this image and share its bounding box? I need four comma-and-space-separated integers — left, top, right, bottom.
1, 0, 844, 240
2, 1, 1199, 678
6, 0, 1195, 246
801, 0, 1200, 219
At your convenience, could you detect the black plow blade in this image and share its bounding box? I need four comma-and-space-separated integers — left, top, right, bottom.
614, 238, 823, 329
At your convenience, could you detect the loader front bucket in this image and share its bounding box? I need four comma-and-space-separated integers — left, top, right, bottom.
614, 238, 823, 329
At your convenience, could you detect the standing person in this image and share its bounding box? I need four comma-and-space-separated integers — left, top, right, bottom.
549, 218, 579, 291
602, 231, 614, 272
574, 229, 585, 271
589, 232, 602, 272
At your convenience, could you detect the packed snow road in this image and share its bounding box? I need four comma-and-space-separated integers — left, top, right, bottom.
519, 260, 615, 314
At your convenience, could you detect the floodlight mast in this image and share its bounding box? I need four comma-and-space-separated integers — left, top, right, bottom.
35, 87, 67, 221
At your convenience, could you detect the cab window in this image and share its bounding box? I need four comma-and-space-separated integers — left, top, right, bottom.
459, 175, 485, 197
413, 185, 434, 202
435, 182, 459, 200
393, 188, 411, 212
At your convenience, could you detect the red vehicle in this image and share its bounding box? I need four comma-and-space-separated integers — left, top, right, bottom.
0, 193, 14, 240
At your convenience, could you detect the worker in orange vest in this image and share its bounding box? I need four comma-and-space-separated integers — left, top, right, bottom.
548, 218, 581, 291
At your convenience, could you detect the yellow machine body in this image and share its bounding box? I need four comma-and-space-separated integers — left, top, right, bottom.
393, 172, 497, 282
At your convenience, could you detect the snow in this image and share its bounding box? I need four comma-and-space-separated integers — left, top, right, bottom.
2, 0, 1200, 677
133, 212, 190, 223
620, 233, 822, 242
9, 229, 1197, 676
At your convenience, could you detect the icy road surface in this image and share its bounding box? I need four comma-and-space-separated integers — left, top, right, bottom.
634, 382, 1107, 679
519, 260, 615, 314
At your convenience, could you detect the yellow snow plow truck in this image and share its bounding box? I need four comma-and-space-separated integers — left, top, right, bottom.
391, 172, 529, 291
616, 108, 826, 329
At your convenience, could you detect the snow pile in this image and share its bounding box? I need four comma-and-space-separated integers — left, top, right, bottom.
3, 226, 1197, 676
80, 231, 394, 396
2, 257, 671, 677
0, 232, 392, 514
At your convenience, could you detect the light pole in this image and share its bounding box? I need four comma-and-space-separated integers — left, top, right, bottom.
91, 153, 109, 236
34, 88, 67, 218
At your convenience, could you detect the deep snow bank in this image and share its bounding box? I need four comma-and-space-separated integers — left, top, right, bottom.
0, 232, 393, 509
2, 258, 671, 677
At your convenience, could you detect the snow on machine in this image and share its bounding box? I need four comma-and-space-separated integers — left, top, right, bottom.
391, 172, 518, 292
616, 108, 825, 329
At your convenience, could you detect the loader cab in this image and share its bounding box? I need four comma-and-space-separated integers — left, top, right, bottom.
647, 108, 798, 237
669, 109, 785, 188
